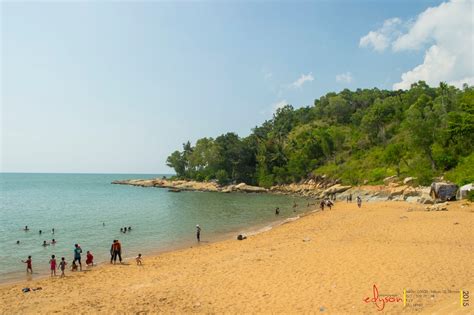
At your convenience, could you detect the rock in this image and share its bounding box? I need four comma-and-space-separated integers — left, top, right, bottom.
419, 194, 434, 204
237, 234, 247, 240
234, 183, 267, 193
383, 175, 398, 185
322, 184, 352, 196
430, 182, 458, 201
388, 186, 405, 198
405, 196, 420, 203
403, 177, 417, 185
403, 187, 420, 199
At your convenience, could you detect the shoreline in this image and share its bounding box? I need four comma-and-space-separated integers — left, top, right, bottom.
1, 200, 472, 313
0, 205, 312, 287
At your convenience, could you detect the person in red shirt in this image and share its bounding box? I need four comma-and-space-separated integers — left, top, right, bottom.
22, 256, 32, 273
86, 251, 94, 266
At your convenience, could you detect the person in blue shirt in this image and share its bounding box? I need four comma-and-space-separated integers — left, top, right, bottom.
72, 244, 83, 271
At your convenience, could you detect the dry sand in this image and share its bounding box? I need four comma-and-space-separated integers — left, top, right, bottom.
1, 201, 473, 314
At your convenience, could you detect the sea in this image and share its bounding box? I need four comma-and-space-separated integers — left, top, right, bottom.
0, 173, 311, 283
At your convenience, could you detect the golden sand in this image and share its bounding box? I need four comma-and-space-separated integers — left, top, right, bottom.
1, 201, 473, 314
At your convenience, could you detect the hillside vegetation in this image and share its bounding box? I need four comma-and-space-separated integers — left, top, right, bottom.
166, 81, 474, 187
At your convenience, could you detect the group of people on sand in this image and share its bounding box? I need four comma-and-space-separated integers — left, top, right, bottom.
22, 243, 94, 277
18, 223, 203, 279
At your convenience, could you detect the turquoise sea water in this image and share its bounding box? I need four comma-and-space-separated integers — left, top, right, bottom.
0, 173, 310, 283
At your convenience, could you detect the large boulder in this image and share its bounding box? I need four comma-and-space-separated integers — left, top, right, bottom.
322, 184, 352, 196
430, 182, 458, 201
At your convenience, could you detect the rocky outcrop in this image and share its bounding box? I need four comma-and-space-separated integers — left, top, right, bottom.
112, 176, 437, 205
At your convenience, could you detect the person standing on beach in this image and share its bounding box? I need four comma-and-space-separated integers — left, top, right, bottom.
22, 256, 33, 273
49, 255, 57, 277
196, 225, 201, 242
357, 196, 362, 208
110, 240, 122, 264
72, 244, 83, 271
59, 257, 67, 277
319, 200, 325, 211
275, 207, 280, 215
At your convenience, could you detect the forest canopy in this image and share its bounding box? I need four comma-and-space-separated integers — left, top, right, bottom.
166, 82, 474, 187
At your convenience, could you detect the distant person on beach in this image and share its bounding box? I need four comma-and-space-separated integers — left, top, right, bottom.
275, 207, 280, 215
73, 244, 83, 271
349, 194, 353, 203
42, 240, 49, 246
59, 257, 67, 277
357, 196, 362, 208
319, 200, 325, 211
22, 256, 32, 273
49, 255, 57, 277
196, 225, 201, 242
325, 199, 334, 210
293, 201, 297, 212
24, 226, 29, 231
110, 240, 122, 264
136, 254, 143, 265
86, 251, 94, 266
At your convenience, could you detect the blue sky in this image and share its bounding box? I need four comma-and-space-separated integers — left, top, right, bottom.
2, 0, 469, 173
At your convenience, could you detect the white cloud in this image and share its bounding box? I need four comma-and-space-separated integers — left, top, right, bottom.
336, 72, 353, 83
360, 0, 474, 90
272, 100, 288, 111
392, 0, 473, 89
291, 73, 314, 88
359, 18, 402, 52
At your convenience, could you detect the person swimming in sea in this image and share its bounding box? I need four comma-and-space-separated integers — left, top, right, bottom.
16, 240, 20, 245
51, 239, 56, 244
24, 226, 29, 231
42, 240, 49, 246
39, 230, 42, 235
275, 207, 280, 215
128, 226, 132, 231
52, 228, 55, 234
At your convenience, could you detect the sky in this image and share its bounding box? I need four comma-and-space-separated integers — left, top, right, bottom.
1, 0, 472, 174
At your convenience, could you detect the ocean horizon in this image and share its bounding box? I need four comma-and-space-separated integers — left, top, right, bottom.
0, 173, 309, 283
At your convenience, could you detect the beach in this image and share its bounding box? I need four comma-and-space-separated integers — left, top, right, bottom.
0, 201, 472, 314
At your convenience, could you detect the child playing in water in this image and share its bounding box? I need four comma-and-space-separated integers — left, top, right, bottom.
59, 257, 67, 277
22, 256, 32, 273
86, 251, 94, 266
49, 255, 57, 276
136, 253, 143, 265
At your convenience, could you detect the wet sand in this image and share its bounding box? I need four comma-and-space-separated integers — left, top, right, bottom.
0, 201, 473, 314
